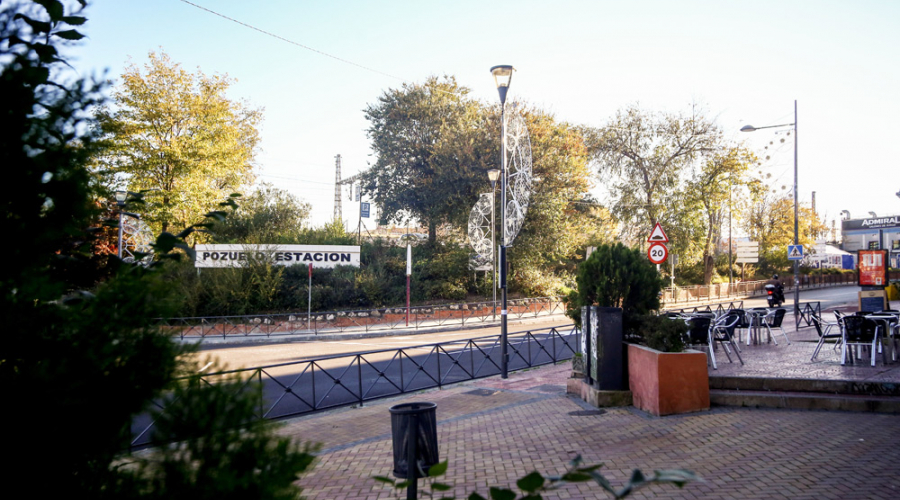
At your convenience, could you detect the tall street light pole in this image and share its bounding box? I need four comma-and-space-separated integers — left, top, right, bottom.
487, 169, 500, 321
491, 64, 514, 379
741, 100, 799, 319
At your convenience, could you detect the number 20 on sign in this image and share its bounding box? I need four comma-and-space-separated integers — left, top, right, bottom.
648, 242, 668, 264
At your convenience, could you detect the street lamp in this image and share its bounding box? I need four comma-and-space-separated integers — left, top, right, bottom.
487, 169, 501, 321
840, 210, 851, 220
491, 64, 514, 379
741, 100, 799, 319
115, 190, 128, 259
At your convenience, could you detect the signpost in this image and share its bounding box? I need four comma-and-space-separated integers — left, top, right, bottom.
787, 244, 804, 261
406, 244, 412, 326
307, 263, 313, 331
647, 223, 669, 243
646, 223, 669, 266
648, 242, 668, 265
735, 241, 759, 264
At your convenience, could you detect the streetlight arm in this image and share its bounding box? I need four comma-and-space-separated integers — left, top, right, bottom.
740, 122, 794, 132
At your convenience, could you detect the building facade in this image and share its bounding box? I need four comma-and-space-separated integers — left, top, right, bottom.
841, 215, 900, 268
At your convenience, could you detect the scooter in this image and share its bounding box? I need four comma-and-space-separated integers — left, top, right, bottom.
764, 284, 784, 307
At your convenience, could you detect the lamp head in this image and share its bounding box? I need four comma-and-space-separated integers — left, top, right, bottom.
115, 190, 128, 206
487, 169, 500, 188
490, 65, 514, 105
740, 125, 757, 132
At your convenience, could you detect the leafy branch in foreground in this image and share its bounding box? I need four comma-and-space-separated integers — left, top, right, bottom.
375, 455, 698, 499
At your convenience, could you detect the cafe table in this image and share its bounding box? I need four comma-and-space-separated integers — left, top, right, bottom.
745, 308, 772, 345
866, 312, 899, 363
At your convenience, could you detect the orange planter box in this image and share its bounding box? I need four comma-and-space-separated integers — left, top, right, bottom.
627, 343, 709, 416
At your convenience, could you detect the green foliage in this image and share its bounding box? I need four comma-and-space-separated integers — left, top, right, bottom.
635, 314, 688, 353
213, 182, 312, 243
1, 2, 315, 497
376, 455, 696, 499
122, 365, 318, 499
97, 49, 262, 235
585, 104, 721, 246
565, 243, 664, 331
363, 76, 493, 243
506, 109, 598, 297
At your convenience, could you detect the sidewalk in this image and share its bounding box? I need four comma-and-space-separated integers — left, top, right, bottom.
281, 303, 900, 500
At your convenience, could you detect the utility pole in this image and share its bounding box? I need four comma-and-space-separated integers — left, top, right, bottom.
333, 154, 342, 222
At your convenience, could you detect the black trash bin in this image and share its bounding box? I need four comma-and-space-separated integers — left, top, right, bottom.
389, 402, 439, 479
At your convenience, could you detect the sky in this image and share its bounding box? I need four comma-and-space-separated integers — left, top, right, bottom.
62, 0, 900, 232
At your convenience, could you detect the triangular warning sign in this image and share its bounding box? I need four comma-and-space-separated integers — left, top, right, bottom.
789, 246, 802, 258
647, 223, 669, 243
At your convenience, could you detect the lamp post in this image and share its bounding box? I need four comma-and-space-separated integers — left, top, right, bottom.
487, 168, 500, 321
491, 64, 514, 379
115, 190, 128, 259
741, 100, 799, 318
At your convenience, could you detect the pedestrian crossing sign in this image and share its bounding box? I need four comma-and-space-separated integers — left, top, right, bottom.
788, 245, 804, 260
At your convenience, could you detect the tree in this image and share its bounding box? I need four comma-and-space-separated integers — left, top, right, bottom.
99, 50, 261, 235
687, 146, 758, 284
363, 76, 491, 243
504, 108, 599, 295
213, 182, 312, 243
1, 2, 314, 497
585, 104, 722, 244
744, 189, 827, 275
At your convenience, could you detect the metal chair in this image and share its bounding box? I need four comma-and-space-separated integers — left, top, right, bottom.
839, 315, 881, 366
684, 316, 714, 368
810, 314, 841, 361
726, 309, 751, 345
710, 313, 744, 367
763, 308, 790, 345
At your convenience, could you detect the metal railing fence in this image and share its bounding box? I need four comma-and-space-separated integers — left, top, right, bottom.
132, 324, 580, 448
662, 273, 857, 305
163, 296, 567, 340
666, 300, 822, 329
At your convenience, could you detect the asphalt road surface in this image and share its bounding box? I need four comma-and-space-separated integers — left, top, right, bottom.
195, 285, 858, 370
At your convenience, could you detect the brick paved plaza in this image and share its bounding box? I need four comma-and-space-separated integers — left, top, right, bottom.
280, 305, 900, 499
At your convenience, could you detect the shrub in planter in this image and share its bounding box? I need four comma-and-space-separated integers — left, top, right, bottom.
565, 243, 664, 331
635, 314, 688, 353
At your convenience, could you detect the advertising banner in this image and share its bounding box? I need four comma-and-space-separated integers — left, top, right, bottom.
195, 244, 361, 269
857, 249, 888, 287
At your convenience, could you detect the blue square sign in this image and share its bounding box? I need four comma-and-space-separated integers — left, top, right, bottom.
787, 244, 803, 260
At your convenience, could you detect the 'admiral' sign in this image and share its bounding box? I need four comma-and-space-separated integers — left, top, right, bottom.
195, 245, 361, 269
842, 216, 900, 230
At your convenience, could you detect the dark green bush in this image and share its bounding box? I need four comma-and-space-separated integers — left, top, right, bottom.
636, 315, 688, 353
565, 243, 664, 331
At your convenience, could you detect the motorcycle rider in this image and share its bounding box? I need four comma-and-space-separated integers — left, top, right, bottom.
767, 274, 785, 304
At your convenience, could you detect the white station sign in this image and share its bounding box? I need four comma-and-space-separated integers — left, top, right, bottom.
195, 244, 361, 269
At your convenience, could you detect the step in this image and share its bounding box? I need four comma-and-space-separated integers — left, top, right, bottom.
710, 389, 900, 414
709, 375, 900, 396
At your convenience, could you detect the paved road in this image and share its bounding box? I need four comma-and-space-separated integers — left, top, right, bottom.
197, 285, 859, 370
193, 319, 575, 370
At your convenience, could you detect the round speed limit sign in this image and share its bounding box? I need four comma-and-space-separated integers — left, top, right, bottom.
648, 242, 668, 264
